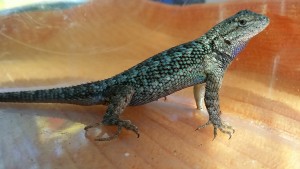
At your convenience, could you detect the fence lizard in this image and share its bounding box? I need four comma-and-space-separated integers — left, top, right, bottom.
0, 10, 269, 141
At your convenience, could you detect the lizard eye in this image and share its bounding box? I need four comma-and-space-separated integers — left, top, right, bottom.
238, 19, 247, 26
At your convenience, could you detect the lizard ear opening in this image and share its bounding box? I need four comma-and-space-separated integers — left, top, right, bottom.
224, 39, 231, 45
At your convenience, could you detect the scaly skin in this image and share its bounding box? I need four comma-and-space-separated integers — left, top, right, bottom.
0, 10, 269, 141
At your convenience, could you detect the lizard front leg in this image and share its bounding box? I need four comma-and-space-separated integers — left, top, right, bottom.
84, 85, 139, 141
195, 73, 235, 139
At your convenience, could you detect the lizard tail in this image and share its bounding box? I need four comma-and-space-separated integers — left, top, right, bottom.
0, 81, 101, 105
0, 87, 76, 104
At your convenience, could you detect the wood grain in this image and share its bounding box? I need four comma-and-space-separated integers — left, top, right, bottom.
0, 0, 299, 168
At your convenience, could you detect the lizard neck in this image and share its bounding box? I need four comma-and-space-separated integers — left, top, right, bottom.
196, 31, 249, 70
216, 38, 248, 56
203, 25, 250, 53
213, 39, 249, 70
202, 28, 249, 62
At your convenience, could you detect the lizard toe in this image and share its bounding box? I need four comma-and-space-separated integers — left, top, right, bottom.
118, 120, 140, 138
195, 119, 234, 140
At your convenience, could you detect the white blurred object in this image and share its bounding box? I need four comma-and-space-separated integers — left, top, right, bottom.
0, 0, 88, 15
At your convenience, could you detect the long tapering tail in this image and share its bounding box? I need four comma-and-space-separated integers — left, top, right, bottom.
0, 81, 106, 105
0, 87, 75, 103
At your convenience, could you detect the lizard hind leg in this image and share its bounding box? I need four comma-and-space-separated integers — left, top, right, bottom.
84, 85, 139, 141
193, 83, 206, 110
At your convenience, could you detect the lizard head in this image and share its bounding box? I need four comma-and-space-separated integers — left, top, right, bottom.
208, 10, 270, 57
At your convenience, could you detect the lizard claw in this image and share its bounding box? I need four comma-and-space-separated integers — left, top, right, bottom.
84, 120, 140, 141
196, 120, 235, 140
195, 120, 211, 131
217, 122, 235, 139
84, 122, 119, 141
94, 125, 123, 141
84, 122, 102, 131
117, 120, 140, 138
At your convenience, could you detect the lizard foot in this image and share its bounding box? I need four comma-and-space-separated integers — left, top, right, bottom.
115, 119, 140, 138
195, 120, 235, 140
84, 122, 118, 141
84, 120, 140, 141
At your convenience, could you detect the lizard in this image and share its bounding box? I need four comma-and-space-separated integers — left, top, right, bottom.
0, 10, 269, 141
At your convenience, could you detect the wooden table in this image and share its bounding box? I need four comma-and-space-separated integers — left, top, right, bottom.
0, 0, 299, 168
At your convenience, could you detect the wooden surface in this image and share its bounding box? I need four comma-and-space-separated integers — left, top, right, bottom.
0, 0, 299, 168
